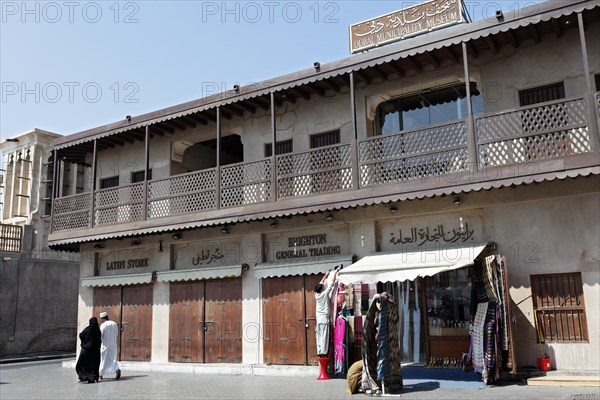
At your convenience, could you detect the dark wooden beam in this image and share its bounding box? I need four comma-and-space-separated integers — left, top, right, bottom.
530, 25, 541, 43
155, 123, 175, 133
223, 103, 246, 117
236, 101, 257, 114
485, 36, 498, 54
465, 41, 479, 58
149, 126, 166, 136
354, 70, 372, 84
179, 116, 197, 128
288, 87, 311, 101
163, 119, 186, 131
245, 97, 270, 110
303, 83, 325, 98
332, 75, 349, 88
319, 78, 340, 93
424, 51, 440, 68
405, 57, 422, 72
369, 66, 389, 81
189, 113, 210, 125
507, 30, 519, 49
444, 47, 459, 64
551, 18, 563, 37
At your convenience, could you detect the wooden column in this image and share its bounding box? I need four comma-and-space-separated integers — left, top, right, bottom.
577, 12, 599, 151
350, 72, 360, 190
216, 107, 222, 210
462, 42, 478, 172
90, 139, 97, 228
270, 92, 278, 201
143, 125, 150, 220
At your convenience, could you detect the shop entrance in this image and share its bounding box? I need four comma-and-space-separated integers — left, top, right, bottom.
168, 278, 242, 363
93, 284, 153, 362
262, 274, 321, 365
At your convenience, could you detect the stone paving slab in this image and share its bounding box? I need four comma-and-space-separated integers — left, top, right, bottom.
1, 360, 600, 400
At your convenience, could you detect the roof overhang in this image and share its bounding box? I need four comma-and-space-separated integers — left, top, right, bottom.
254, 255, 354, 279
81, 272, 153, 287
54, 0, 599, 163
156, 264, 247, 283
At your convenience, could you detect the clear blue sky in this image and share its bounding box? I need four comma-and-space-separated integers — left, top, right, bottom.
1, 0, 545, 139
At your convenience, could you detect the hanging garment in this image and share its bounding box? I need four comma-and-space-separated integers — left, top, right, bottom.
334, 316, 347, 374
361, 292, 402, 394
471, 301, 488, 374
354, 315, 364, 343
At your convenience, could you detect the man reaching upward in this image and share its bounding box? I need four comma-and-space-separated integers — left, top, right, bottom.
315, 266, 341, 357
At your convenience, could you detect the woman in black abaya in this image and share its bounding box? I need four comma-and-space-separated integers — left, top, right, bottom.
76, 317, 101, 383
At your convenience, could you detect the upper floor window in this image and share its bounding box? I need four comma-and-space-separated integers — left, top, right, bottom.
519, 82, 564, 107
375, 83, 482, 136
265, 140, 293, 157
131, 170, 152, 183
100, 176, 119, 189
310, 130, 340, 148
595, 74, 600, 91
531, 272, 588, 343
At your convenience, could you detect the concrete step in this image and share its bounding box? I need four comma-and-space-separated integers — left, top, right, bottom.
527, 375, 600, 387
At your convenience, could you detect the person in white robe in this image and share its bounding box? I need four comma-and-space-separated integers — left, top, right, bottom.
99, 311, 121, 380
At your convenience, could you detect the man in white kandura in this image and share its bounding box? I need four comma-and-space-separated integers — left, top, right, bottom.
99, 311, 121, 380
315, 266, 341, 357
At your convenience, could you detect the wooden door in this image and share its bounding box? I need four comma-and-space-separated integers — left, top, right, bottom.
169, 281, 204, 363
263, 275, 306, 365
204, 279, 242, 363
304, 275, 321, 366
93, 287, 122, 358
120, 285, 153, 361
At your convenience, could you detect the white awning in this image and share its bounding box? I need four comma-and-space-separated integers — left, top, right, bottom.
156, 264, 246, 283
338, 243, 490, 284
254, 255, 354, 279
81, 272, 153, 287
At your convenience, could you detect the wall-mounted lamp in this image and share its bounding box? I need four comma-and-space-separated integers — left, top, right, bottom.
126, 115, 132, 123
94, 243, 104, 249
233, 84, 240, 92
389, 206, 397, 214
158, 240, 164, 252
314, 61, 321, 71
131, 239, 142, 246
324, 214, 334, 222
171, 232, 182, 240
221, 226, 230, 234
495, 10, 504, 21
453, 197, 462, 206
270, 219, 278, 228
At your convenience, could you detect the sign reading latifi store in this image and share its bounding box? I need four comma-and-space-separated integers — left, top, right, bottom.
349, 0, 463, 53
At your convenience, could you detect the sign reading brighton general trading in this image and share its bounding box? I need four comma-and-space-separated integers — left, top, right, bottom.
349, 0, 463, 53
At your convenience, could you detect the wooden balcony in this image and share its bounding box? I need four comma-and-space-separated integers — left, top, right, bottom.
49, 95, 600, 241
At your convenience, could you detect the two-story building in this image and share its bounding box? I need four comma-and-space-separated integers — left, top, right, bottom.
49, 0, 599, 375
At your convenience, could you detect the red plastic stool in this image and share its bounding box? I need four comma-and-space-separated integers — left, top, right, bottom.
317, 356, 330, 380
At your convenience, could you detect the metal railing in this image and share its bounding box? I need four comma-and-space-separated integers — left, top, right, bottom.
51, 97, 598, 232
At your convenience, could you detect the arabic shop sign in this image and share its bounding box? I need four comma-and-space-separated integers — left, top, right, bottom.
106, 258, 149, 270
349, 0, 462, 53
389, 223, 474, 247
192, 248, 224, 266
276, 234, 341, 260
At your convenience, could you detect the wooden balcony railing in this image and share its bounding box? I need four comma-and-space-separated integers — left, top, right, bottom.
51, 96, 599, 233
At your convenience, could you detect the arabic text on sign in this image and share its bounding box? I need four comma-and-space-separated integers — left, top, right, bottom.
389, 223, 474, 247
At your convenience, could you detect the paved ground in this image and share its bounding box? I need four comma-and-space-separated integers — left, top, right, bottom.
1, 359, 599, 400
